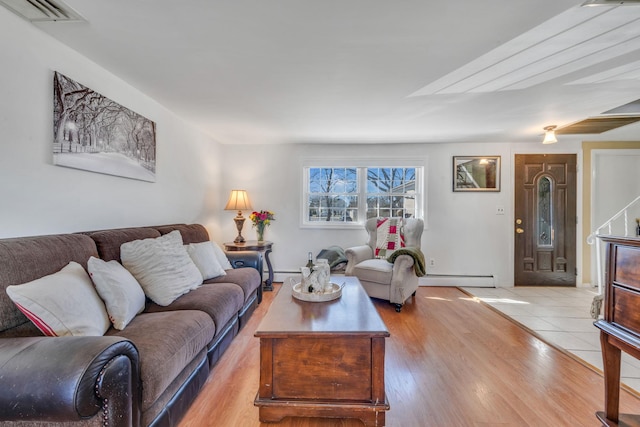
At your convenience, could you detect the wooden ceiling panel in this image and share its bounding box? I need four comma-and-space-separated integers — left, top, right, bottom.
556, 116, 640, 134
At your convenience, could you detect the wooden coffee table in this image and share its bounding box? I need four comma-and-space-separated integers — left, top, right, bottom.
254, 276, 390, 426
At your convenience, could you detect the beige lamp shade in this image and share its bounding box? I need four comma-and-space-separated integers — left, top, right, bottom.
225, 190, 252, 243
225, 190, 253, 211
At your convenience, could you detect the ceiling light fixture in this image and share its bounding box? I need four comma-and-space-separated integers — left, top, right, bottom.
542, 125, 558, 144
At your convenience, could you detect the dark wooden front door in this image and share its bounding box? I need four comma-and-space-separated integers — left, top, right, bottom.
514, 154, 577, 286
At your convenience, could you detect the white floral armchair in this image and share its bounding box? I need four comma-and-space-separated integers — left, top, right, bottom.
345, 217, 424, 312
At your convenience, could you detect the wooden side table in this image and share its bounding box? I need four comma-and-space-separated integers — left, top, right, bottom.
224, 240, 273, 291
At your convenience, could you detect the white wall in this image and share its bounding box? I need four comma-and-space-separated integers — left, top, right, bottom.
592, 150, 640, 233
590, 149, 640, 284
0, 9, 223, 239
220, 140, 581, 287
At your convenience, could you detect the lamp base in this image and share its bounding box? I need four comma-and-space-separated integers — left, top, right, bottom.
233, 213, 246, 244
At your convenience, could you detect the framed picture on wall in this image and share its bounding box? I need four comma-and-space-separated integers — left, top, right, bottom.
52, 72, 156, 182
453, 156, 501, 192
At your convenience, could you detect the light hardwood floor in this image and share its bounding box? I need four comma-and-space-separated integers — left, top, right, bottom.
178, 285, 640, 426
462, 285, 640, 393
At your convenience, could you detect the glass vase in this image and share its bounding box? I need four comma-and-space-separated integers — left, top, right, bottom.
256, 223, 265, 242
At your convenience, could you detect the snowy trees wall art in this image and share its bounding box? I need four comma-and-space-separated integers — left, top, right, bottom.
53, 72, 156, 182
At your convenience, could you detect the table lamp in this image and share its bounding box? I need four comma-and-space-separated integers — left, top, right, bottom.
224, 190, 253, 243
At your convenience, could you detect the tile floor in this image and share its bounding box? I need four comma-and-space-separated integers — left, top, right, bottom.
461, 285, 640, 393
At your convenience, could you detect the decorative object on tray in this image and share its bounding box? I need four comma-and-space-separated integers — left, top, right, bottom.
291, 258, 343, 302
301, 258, 330, 293
250, 210, 275, 242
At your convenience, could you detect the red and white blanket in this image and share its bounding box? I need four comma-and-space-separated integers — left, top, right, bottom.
374, 217, 404, 259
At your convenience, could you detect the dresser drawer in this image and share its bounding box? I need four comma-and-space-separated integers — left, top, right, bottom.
612, 285, 640, 336
613, 245, 640, 293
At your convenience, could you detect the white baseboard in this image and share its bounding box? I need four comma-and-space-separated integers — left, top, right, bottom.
420, 275, 495, 287
275, 272, 495, 288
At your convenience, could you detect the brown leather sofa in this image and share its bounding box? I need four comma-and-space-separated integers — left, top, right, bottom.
0, 223, 262, 427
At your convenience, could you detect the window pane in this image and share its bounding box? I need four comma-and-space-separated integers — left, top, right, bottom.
537, 176, 553, 247
392, 196, 404, 208
365, 167, 417, 218
379, 208, 391, 218
306, 167, 359, 223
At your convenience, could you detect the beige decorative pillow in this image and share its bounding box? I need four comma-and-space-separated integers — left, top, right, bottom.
211, 242, 233, 270
6, 261, 111, 336
120, 230, 203, 306
88, 256, 146, 330
185, 242, 227, 280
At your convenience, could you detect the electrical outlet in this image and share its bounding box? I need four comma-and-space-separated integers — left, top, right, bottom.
429, 258, 436, 267
496, 206, 505, 215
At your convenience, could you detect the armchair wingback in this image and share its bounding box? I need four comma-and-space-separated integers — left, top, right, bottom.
345, 217, 424, 312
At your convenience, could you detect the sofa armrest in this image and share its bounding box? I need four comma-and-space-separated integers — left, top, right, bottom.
344, 245, 374, 275
0, 336, 140, 427
390, 254, 420, 305
225, 250, 263, 273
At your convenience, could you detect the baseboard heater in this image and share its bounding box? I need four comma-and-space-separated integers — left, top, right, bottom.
273, 271, 304, 283
274, 271, 349, 282
420, 274, 495, 288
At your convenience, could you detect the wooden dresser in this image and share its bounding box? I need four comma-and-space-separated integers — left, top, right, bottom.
594, 236, 640, 426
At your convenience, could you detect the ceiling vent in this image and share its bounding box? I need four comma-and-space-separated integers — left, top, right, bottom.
0, 0, 85, 22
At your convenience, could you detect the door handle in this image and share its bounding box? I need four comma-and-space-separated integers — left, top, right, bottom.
516, 228, 524, 234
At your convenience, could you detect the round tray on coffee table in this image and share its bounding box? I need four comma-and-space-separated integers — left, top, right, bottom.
292, 282, 344, 302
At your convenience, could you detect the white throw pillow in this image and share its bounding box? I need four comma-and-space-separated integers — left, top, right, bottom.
88, 256, 146, 330
6, 261, 111, 337
211, 241, 233, 270
120, 230, 203, 306
185, 242, 227, 280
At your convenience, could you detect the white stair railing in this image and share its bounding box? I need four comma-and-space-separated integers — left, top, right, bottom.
587, 195, 640, 295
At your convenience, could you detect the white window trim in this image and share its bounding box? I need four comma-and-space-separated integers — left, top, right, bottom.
301, 157, 426, 229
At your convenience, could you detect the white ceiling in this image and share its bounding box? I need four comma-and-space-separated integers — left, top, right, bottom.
25, 0, 640, 144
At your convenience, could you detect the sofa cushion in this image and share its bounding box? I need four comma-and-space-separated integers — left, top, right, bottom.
145, 282, 244, 339
352, 259, 394, 285
154, 224, 209, 244
0, 233, 98, 336
6, 261, 111, 337
88, 256, 146, 330
205, 267, 261, 304
86, 227, 161, 263
107, 310, 214, 411
121, 230, 203, 306
185, 242, 226, 280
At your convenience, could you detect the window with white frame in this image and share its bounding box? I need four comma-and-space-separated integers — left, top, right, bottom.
302, 162, 423, 228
